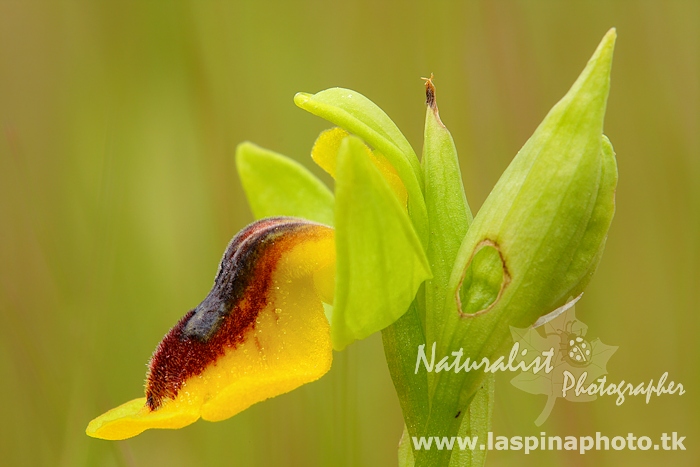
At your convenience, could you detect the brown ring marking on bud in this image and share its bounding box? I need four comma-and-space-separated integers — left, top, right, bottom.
456, 239, 511, 319
145, 217, 330, 410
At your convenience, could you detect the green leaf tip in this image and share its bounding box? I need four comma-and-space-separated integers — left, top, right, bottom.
555, 27, 616, 133
293, 92, 312, 107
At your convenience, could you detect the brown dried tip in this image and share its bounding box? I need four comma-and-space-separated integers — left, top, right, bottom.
422, 73, 437, 109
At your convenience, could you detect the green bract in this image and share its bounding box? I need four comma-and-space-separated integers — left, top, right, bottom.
236, 29, 618, 467
421, 78, 473, 366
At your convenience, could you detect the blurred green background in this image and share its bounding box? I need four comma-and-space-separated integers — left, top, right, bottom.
0, 1, 697, 466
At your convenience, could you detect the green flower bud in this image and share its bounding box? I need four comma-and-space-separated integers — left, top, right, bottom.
417, 29, 618, 467
445, 28, 617, 346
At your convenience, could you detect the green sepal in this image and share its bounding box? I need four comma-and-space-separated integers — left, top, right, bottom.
235, 142, 335, 225
333, 135, 431, 350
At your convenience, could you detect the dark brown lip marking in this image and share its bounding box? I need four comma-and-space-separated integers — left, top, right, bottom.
145, 217, 331, 410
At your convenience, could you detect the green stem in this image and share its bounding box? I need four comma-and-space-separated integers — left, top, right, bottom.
381, 301, 430, 438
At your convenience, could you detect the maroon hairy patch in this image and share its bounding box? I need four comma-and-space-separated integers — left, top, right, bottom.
144, 217, 324, 410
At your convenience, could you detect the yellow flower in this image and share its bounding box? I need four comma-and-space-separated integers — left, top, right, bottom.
86, 217, 335, 440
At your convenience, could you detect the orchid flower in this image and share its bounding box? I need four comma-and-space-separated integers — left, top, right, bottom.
87, 29, 618, 467
86, 88, 432, 441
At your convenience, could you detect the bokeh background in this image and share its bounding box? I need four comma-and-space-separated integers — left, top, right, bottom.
0, 1, 697, 466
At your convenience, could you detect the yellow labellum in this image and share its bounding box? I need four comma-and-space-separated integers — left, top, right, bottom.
87, 218, 335, 440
